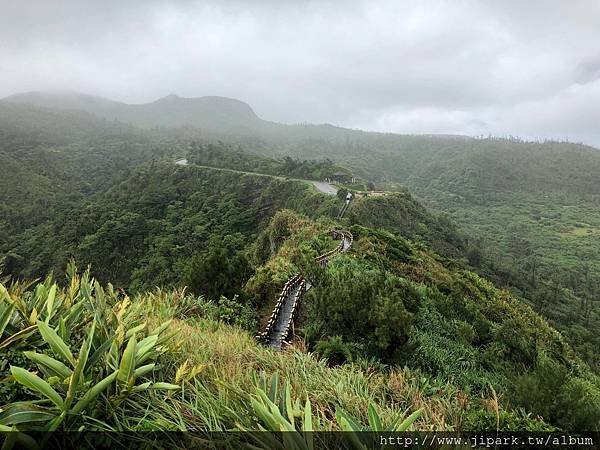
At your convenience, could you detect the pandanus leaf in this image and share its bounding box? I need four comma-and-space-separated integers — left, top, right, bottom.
367, 403, 383, 431
65, 323, 95, 409
0, 326, 37, 350
70, 371, 117, 416
148, 382, 180, 390
392, 408, 423, 432
303, 398, 314, 450
134, 363, 156, 378
0, 403, 56, 426
117, 335, 137, 387
44, 284, 57, 323
0, 303, 15, 338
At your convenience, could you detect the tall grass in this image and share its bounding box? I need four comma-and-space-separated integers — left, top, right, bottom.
132, 311, 472, 437
2, 267, 492, 449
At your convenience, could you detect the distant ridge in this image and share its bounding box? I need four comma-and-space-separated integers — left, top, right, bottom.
3, 90, 263, 130
3, 89, 599, 198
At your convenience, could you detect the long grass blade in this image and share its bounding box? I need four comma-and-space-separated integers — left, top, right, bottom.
36, 321, 75, 367
10, 367, 63, 409
23, 352, 71, 380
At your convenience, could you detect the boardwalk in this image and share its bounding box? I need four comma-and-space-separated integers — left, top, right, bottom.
266, 280, 305, 349
259, 230, 353, 349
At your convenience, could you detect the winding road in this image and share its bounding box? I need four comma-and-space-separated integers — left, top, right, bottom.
310, 181, 338, 195
174, 159, 338, 195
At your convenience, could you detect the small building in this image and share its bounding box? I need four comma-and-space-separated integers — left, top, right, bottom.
330, 171, 356, 184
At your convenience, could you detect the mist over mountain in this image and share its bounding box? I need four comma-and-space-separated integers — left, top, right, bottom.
2, 0, 600, 440
6, 89, 599, 197
4, 91, 263, 131
2, 87, 600, 436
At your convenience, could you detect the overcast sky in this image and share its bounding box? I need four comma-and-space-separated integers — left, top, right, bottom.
1, 0, 600, 146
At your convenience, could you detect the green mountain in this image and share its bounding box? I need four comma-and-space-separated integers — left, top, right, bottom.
0, 102, 149, 244
2, 209, 599, 440
1, 93, 599, 438
4, 91, 263, 131
6, 91, 600, 197
3, 94, 600, 372
7, 161, 339, 290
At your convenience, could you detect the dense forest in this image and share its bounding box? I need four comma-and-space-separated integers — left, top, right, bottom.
1, 95, 599, 441
6, 162, 337, 291
343, 193, 600, 372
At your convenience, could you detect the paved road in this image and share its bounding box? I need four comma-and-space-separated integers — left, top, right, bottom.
310, 181, 338, 195
175, 160, 338, 195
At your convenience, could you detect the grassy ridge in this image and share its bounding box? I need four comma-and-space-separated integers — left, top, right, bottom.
245, 211, 600, 431
2, 213, 598, 443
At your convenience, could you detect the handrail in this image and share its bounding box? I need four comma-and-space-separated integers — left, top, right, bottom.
257, 230, 353, 348
337, 196, 353, 219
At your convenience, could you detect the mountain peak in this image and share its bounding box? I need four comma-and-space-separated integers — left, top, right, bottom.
3, 90, 263, 129
157, 93, 181, 101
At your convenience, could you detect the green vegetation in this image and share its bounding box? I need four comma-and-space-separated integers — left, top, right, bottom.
346, 193, 465, 259
0, 102, 158, 241
1, 94, 599, 438
262, 213, 600, 431
0, 264, 178, 433
3, 161, 338, 292
343, 191, 600, 371
187, 141, 341, 181
436, 195, 600, 369
0, 266, 504, 446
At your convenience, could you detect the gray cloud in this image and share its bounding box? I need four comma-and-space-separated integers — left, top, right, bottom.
1, 0, 599, 146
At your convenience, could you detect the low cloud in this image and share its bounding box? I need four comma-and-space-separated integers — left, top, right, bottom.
1, 0, 599, 146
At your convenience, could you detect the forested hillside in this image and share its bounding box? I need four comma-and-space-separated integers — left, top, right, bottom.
0, 102, 167, 243
3, 96, 600, 372
0, 102, 340, 290
3, 210, 599, 440
6, 162, 337, 291
1, 94, 599, 439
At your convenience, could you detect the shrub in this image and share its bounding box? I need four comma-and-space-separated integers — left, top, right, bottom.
315, 336, 355, 366
0, 265, 179, 432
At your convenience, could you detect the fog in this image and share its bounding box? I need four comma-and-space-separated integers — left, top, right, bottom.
2, 0, 599, 145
